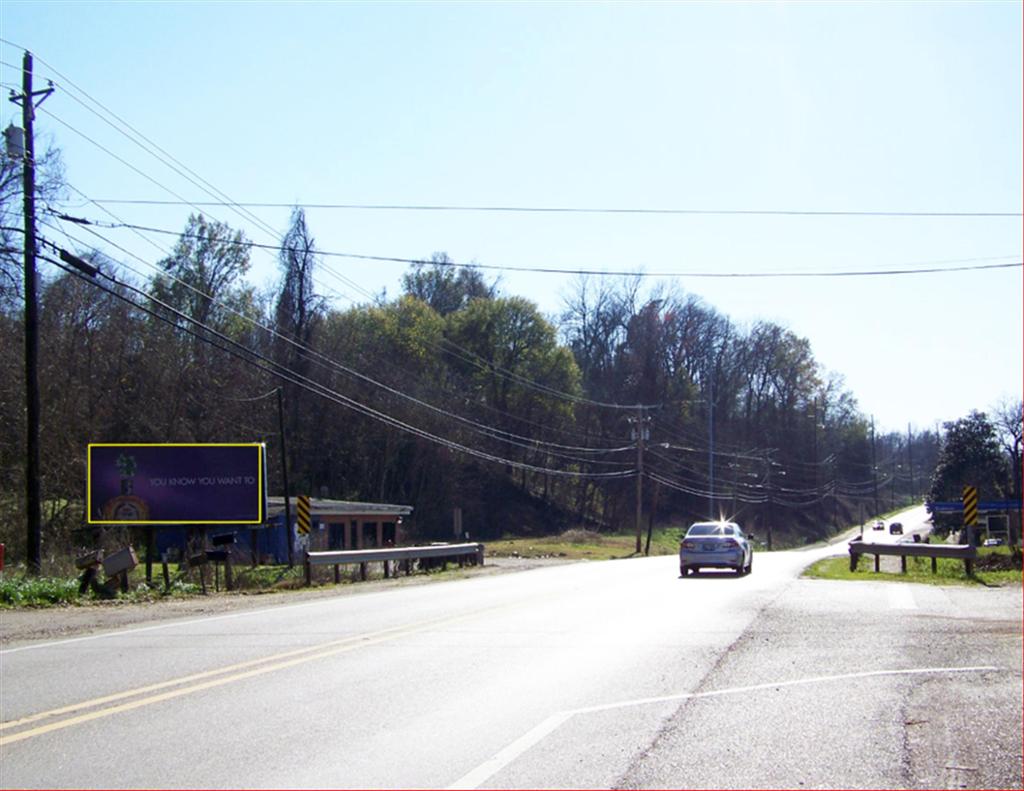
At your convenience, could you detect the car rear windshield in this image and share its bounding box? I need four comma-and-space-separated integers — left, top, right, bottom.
686, 523, 736, 537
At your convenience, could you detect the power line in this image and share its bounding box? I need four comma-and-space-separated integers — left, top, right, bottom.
47, 201, 657, 410
80, 198, 1022, 218
56, 214, 1024, 280
43, 214, 643, 467
44, 217, 637, 462
38, 242, 637, 482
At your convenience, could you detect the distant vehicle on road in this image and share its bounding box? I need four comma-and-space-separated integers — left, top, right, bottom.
983, 537, 1004, 547
889, 522, 903, 535
871, 520, 885, 531
679, 521, 753, 577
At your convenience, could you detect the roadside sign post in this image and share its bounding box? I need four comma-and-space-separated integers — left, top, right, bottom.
962, 485, 979, 546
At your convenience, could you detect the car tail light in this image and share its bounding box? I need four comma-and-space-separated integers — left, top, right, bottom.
720, 538, 738, 549
681, 540, 696, 550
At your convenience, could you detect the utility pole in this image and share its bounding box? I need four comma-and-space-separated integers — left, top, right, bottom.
632, 405, 648, 554
870, 415, 879, 517
891, 451, 897, 511
762, 450, 774, 551
907, 423, 916, 502
9, 52, 53, 575
812, 397, 820, 529
831, 455, 839, 531
277, 387, 294, 567
707, 372, 714, 521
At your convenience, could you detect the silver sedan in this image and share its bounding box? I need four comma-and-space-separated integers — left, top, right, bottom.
679, 521, 753, 576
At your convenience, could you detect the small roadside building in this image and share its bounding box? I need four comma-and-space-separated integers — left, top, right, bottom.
266, 496, 414, 557
155, 497, 414, 565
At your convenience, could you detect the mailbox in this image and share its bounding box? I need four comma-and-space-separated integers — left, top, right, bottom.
102, 546, 138, 577
211, 533, 236, 547
205, 548, 230, 563
75, 550, 103, 570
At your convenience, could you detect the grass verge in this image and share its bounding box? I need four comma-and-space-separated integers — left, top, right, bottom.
803, 547, 1022, 587
487, 526, 683, 561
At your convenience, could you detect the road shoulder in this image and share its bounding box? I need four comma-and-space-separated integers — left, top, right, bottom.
617, 578, 1022, 790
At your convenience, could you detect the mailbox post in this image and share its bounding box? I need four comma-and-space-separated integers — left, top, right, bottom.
209, 533, 236, 591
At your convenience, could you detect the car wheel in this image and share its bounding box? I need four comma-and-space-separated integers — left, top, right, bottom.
744, 555, 753, 575
680, 564, 687, 577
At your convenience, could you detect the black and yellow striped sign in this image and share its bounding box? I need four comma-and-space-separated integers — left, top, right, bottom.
962, 486, 979, 526
296, 495, 311, 535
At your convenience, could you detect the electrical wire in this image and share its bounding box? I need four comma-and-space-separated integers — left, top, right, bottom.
38, 243, 638, 481
48, 205, 658, 410
81, 198, 1023, 219
43, 217, 637, 464
68, 216, 1024, 279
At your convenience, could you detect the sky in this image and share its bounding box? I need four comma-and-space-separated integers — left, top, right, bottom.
1, 1, 1020, 435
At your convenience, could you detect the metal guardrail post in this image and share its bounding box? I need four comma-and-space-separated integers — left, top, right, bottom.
848, 539, 978, 577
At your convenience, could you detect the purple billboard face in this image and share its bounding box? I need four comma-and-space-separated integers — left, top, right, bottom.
87, 444, 266, 524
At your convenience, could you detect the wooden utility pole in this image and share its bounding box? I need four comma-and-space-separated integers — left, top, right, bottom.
907, 423, 916, 501
10, 52, 53, 575
634, 405, 645, 554
277, 387, 293, 567
870, 415, 879, 517
707, 374, 715, 521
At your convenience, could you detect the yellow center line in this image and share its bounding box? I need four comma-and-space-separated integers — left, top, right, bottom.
1, 606, 496, 747
1, 623, 407, 732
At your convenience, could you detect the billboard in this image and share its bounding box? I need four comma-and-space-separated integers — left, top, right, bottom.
87, 443, 267, 525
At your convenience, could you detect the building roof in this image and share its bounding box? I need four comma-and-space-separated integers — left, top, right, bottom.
265, 497, 413, 520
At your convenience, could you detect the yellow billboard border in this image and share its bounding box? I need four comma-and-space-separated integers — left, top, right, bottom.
87, 443, 266, 525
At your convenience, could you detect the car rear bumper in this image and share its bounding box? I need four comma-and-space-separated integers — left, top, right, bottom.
679, 550, 743, 568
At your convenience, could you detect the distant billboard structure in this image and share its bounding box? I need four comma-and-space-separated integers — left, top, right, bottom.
87, 443, 267, 525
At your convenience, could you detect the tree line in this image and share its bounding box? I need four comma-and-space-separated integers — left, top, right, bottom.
1, 144, 1017, 568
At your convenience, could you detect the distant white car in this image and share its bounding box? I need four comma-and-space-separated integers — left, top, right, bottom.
679, 521, 753, 576
871, 520, 885, 531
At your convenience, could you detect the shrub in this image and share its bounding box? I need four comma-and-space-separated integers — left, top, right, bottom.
0, 576, 80, 607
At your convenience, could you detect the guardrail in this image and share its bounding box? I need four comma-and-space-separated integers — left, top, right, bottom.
848, 538, 977, 575
304, 542, 485, 585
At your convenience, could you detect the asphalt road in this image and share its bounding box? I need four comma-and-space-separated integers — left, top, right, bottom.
1, 506, 1020, 789
857, 504, 932, 546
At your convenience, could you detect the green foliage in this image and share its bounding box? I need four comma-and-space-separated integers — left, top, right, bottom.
150, 213, 252, 330
0, 575, 80, 607
401, 255, 496, 316
0, 190, 949, 563
927, 411, 1010, 531
233, 564, 304, 590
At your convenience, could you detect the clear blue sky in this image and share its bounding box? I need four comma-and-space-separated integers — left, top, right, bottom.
2, 1, 1020, 434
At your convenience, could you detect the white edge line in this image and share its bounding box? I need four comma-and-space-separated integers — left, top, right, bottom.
447, 711, 574, 790
446, 665, 1002, 790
